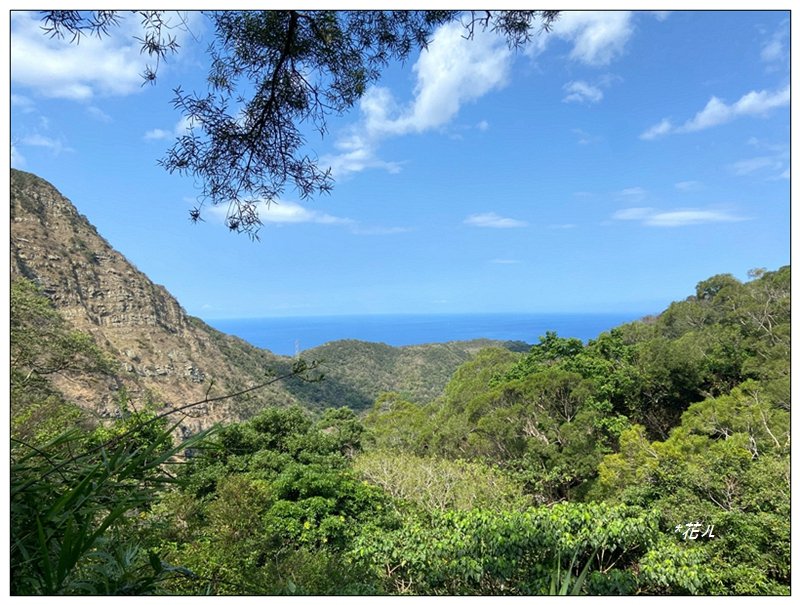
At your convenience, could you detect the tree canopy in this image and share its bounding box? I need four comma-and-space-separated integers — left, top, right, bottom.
10, 266, 791, 594
40, 10, 560, 237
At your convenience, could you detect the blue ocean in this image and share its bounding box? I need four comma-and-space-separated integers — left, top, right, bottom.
207, 312, 648, 357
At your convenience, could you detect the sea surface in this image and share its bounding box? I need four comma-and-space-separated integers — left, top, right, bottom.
207, 312, 648, 357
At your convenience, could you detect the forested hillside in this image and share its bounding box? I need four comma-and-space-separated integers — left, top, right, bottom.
287, 338, 529, 410
9, 168, 529, 423
11, 265, 790, 595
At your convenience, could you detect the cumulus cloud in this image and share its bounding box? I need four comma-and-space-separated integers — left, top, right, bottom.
10, 11, 199, 100
11, 12, 145, 99
207, 199, 412, 236
144, 116, 196, 141
324, 20, 512, 177
613, 206, 746, 227
528, 11, 635, 66
209, 200, 354, 226
641, 86, 789, 139
675, 180, 704, 192
327, 13, 639, 177
464, 212, 528, 229
562, 80, 603, 104
324, 130, 404, 176
639, 118, 673, 140
144, 129, 172, 141
681, 87, 789, 131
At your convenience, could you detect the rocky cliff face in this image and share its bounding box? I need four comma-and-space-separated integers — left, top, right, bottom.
10, 169, 299, 431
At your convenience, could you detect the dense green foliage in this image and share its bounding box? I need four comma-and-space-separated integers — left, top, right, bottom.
11, 409, 210, 594
287, 338, 528, 411
10, 267, 790, 595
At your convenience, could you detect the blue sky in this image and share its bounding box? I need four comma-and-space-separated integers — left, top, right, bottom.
9, 10, 791, 319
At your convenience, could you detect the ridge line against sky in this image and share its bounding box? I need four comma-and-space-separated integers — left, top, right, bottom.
6, 7, 792, 318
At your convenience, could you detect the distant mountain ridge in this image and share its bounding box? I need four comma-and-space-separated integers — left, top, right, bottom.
10, 169, 524, 426
292, 338, 530, 410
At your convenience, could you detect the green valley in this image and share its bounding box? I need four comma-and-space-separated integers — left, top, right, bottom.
10, 171, 790, 594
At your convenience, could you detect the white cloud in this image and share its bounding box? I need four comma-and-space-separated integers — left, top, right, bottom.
761, 22, 788, 64
642, 86, 789, 139
682, 87, 789, 131
207, 199, 413, 236
619, 187, 646, 199
86, 106, 112, 123
562, 80, 603, 104
11, 11, 199, 100
397, 21, 512, 133
613, 207, 653, 221
11, 143, 25, 168
675, 180, 704, 192
529, 11, 635, 66
325, 20, 512, 177
646, 210, 746, 228
571, 128, 601, 145
324, 131, 404, 176
761, 38, 784, 63
639, 118, 673, 140
11, 12, 145, 99
259, 201, 353, 226
613, 206, 746, 227
464, 212, 528, 229
746, 137, 787, 152
729, 156, 784, 176
21, 134, 72, 155
11, 94, 35, 112
144, 116, 196, 141
730, 139, 788, 178
144, 129, 173, 141
208, 199, 352, 226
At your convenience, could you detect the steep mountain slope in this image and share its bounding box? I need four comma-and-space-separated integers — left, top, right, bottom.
10, 169, 525, 425
10, 169, 299, 431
